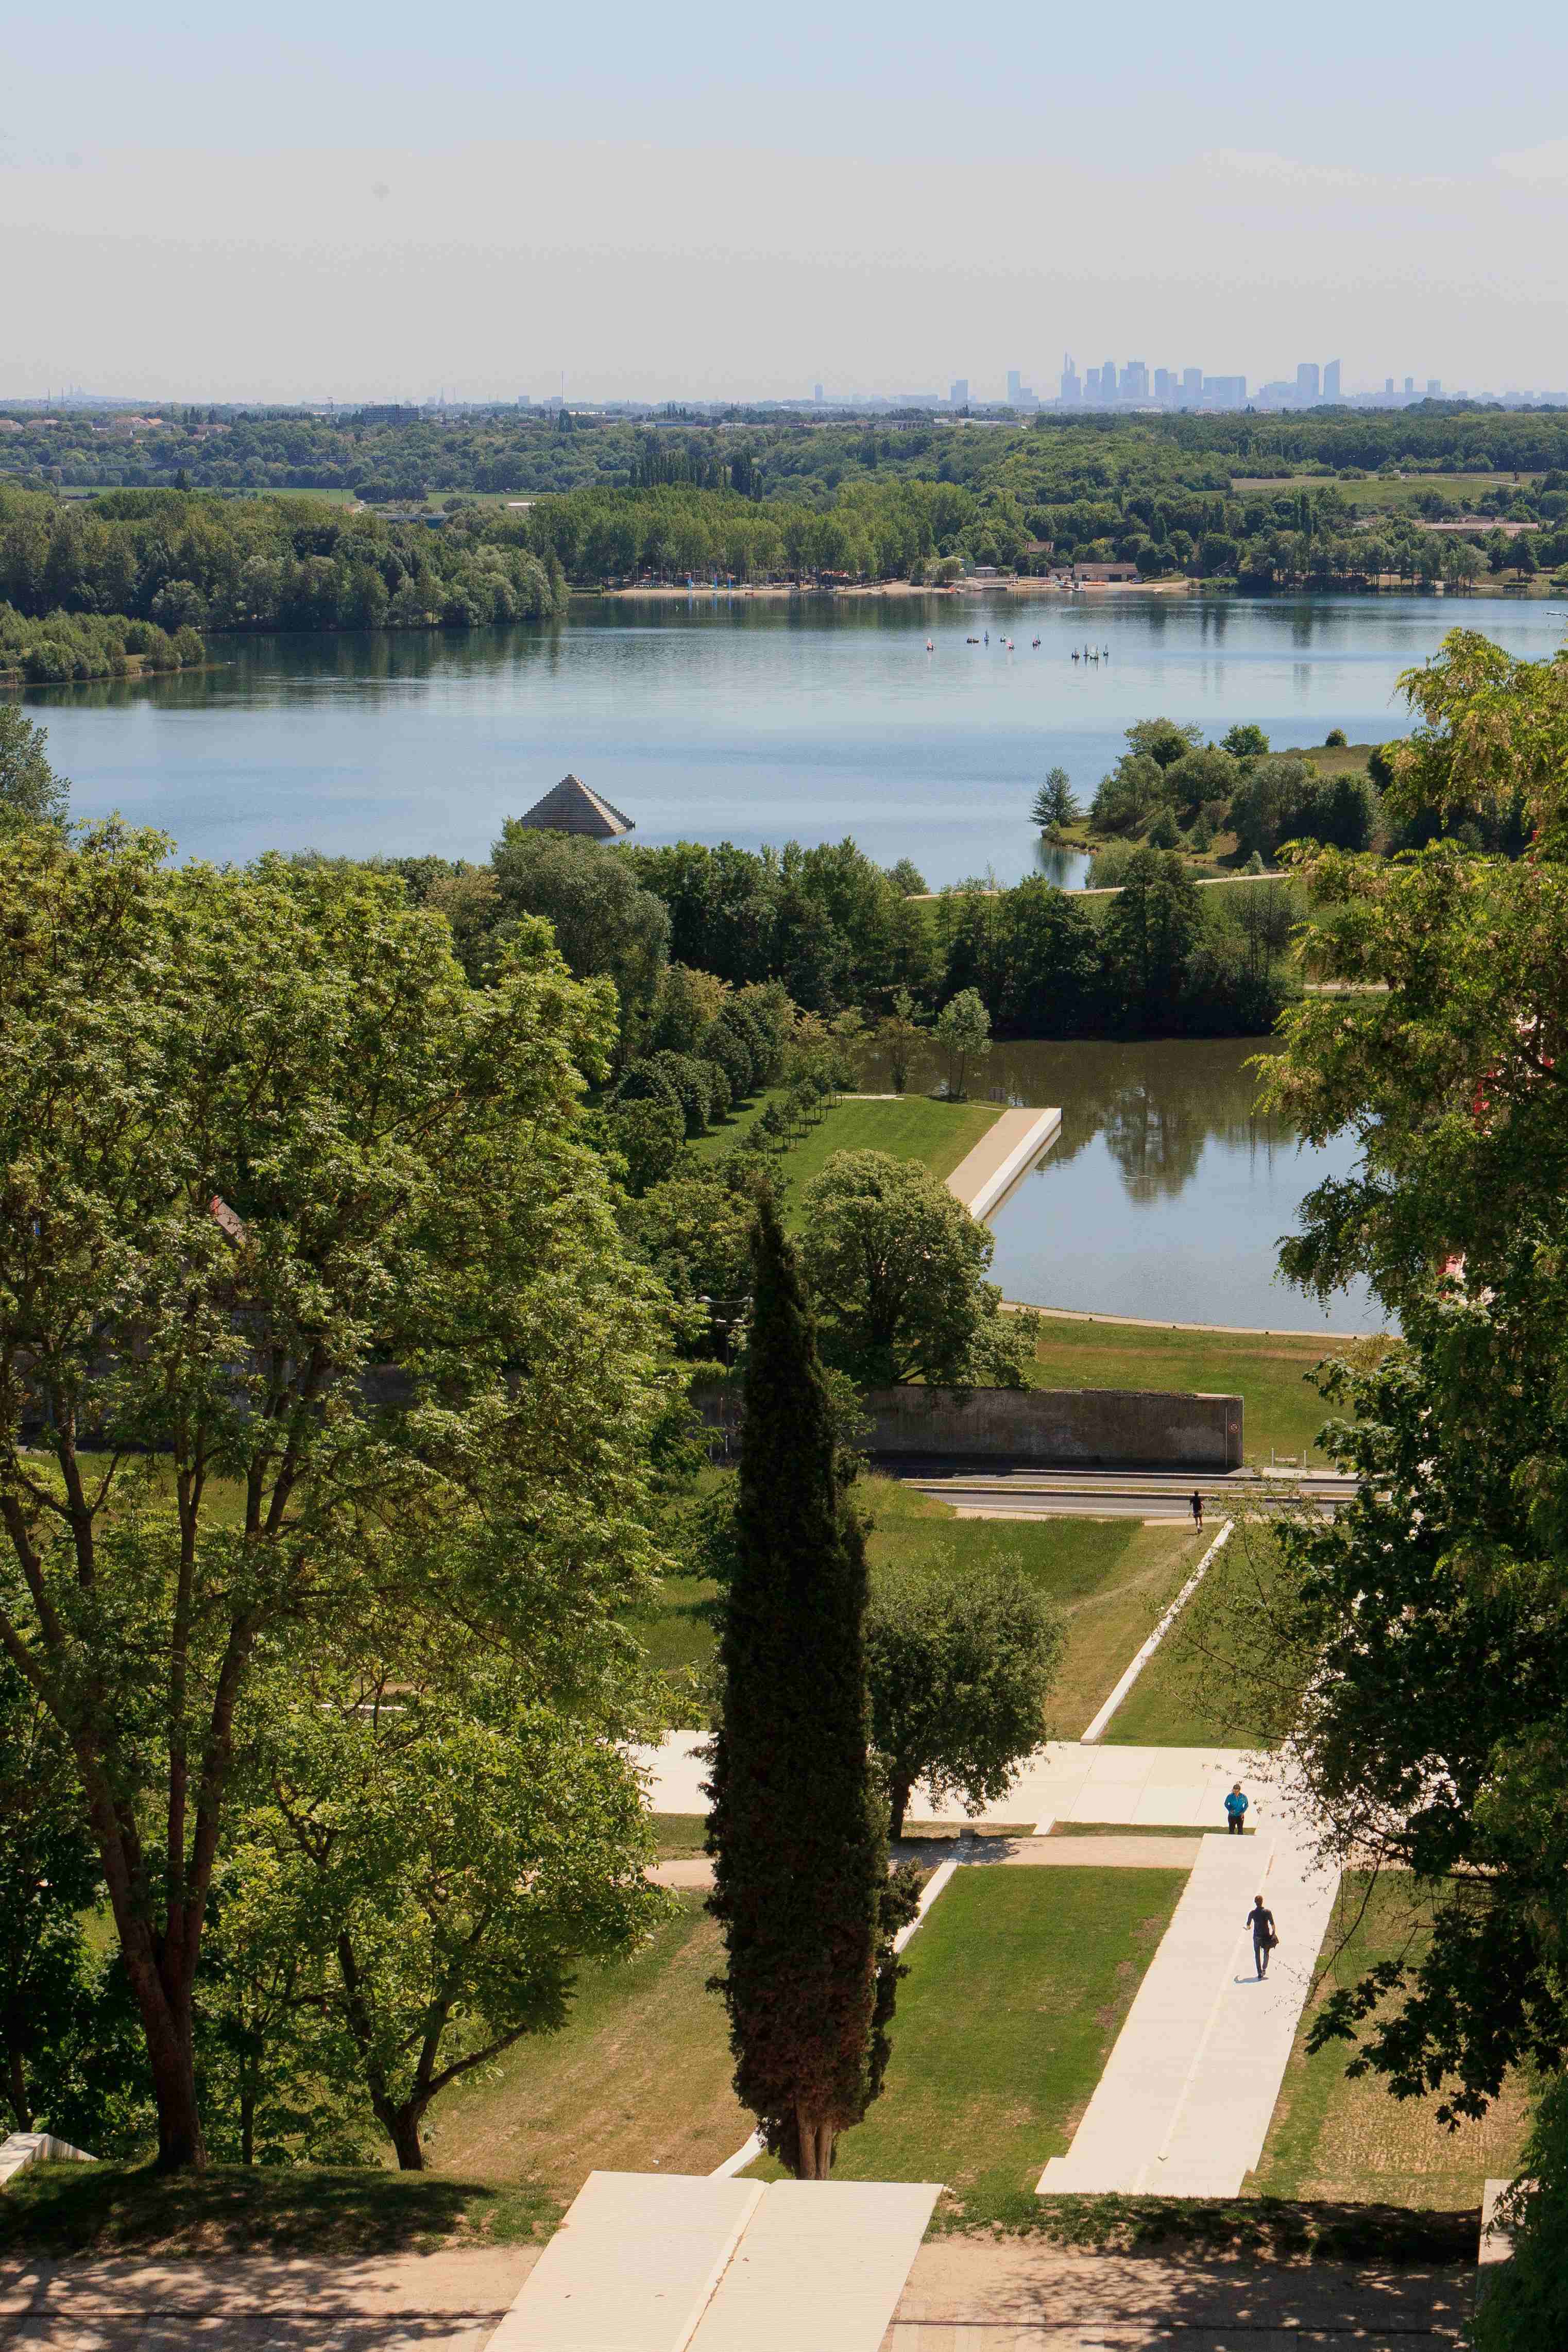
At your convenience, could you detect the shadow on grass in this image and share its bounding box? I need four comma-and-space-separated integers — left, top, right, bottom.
0, 2161, 559, 2258
946, 2190, 1478, 2266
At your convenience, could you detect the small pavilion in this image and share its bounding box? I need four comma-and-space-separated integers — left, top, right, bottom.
516, 774, 635, 840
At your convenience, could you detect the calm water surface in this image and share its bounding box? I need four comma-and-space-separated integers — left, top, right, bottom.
24, 591, 1566, 887
861, 1034, 1384, 1334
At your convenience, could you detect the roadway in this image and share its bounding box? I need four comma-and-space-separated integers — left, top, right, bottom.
892, 1465, 1356, 1519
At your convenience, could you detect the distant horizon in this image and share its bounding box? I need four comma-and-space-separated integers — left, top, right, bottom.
7, 385, 1567, 417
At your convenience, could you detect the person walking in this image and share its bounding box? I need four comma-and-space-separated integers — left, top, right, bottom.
1190, 1489, 1203, 1529
1224, 1782, 1248, 1835
1247, 1894, 1277, 1979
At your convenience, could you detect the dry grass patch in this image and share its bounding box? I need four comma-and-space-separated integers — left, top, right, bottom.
430, 1894, 748, 2203
1252, 1871, 1531, 2208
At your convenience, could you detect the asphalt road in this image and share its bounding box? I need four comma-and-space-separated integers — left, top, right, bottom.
899, 1468, 1354, 1520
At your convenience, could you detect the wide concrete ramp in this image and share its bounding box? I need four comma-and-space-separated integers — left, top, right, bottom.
689, 2180, 939, 2352
1036, 1828, 1340, 2198
490, 2172, 759, 2352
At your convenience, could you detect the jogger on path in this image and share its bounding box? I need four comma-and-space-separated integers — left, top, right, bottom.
1224, 1783, 1248, 1835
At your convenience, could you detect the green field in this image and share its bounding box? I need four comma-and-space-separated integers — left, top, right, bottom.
746, 1866, 1184, 2227
689, 1089, 1001, 1221
1101, 1525, 1278, 1749
868, 1480, 1206, 1742
636, 1474, 1208, 1737
431, 1893, 748, 2206
0, 2157, 547, 2258
1027, 1313, 1368, 1468
1252, 1873, 1530, 2209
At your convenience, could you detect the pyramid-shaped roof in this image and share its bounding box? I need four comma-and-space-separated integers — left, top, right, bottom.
517, 774, 635, 839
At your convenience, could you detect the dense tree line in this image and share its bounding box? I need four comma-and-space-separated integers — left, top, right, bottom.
4, 409, 1565, 602
0, 485, 563, 637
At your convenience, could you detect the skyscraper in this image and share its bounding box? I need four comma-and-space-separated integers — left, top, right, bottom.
949, 379, 969, 408
1182, 367, 1203, 405
813, 384, 824, 404
1059, 354, 1081, 405
1084, 367, 1102, 401
1101, 360, 1117, 403
1297, 361, 1320, 403
1427, 379, 1441, 396
1154, 368, 1174, 402
1121, 360, 1149, 401
1007, 369, 1022, 406
1323, 360, 1341, 402
1404, 376, 1414, 396
1385, 377, 1395, 396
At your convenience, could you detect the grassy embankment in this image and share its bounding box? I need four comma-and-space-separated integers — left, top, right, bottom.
1253, 1871, 1531, 2210
633, 1472, 1208, 1740
745, 1866, 1185, 2228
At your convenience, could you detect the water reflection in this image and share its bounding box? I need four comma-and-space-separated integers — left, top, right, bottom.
859, 1034, 1383, 1332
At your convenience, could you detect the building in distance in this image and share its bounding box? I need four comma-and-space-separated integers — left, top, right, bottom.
516, 774, 635, 841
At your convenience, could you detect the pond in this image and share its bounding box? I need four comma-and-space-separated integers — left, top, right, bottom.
857, 1033, 1384, 1334
22, 590, 1565, 890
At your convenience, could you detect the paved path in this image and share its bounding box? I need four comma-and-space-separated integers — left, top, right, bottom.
653, 1838, 1201, 1889
908, 1470, 1353, 1521
0, 2251, 541, 2352
945, 1109, 1061, 1219
493, 2173, 938, 2352
635, 1732, 1293, 1837
884, 2240, 1469, 2349
1038, 1810, 1340, 2199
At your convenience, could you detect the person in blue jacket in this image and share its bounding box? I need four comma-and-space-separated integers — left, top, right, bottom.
1224, 1783, 1249, 1835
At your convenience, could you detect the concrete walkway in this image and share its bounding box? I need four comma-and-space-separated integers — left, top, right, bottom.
1038, 1808, 1340, 2200
635, 1732, 1294, 1836
0, 2249, 542, 2352
944, 1107, 1061, 1219
884, 2239, 1470, 2349
492, 2173, 938, 2352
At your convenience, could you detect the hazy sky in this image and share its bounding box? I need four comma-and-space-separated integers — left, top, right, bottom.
6, 0, 1567, 404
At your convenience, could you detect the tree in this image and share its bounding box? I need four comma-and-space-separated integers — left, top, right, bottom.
0, 1660, 103, 2132
797, 1150, 1035, 1390
706, 1198, 904, 2179
1124, 717, 1204, 771
1030, 768, 1080, 833
934, 986, 992, 1098
0, 707, 69, 833
604, 1094, 685, 1195
246, 1651, 665, 2170
0, 829, 670, 2168
1221, 723, 1270, 761
490, 822, 670, 1060
878, 985, 926, 1095
1163, 745, 1240, 826
866, 1563, 1062, 1837
1100, 847, 1200, 1030
1262, 628, 1568, 1313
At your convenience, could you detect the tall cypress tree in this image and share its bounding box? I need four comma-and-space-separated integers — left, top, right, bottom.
706, 1195, 894, 2179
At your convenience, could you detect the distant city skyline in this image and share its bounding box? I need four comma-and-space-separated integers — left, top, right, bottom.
7, 1, 1567, 404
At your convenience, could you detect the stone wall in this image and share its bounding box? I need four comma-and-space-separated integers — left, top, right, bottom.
695, 1383, 1243, 1470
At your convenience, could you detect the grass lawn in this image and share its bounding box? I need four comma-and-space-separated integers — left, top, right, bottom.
633, 1479, 1205, 1737
0, 2159, 551, 2258
1252, 1872, 1531, 2209
746, 1866, 1184, 2228
866, 1479, 1207, 1742
430, 1893, 747, 2205
1027, 1313, 1363, 1468
687, 1091, 1002, 1228
1100, 1525, 1276, 1750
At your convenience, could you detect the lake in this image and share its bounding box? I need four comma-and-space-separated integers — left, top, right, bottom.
858, 1034, 1384, 1334
23, 589, 1566, 890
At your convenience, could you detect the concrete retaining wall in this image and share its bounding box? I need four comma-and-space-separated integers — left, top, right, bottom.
695, 1383, 1243, 1470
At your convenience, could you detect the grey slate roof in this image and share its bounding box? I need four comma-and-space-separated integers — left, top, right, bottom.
516, 774, 635, 839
